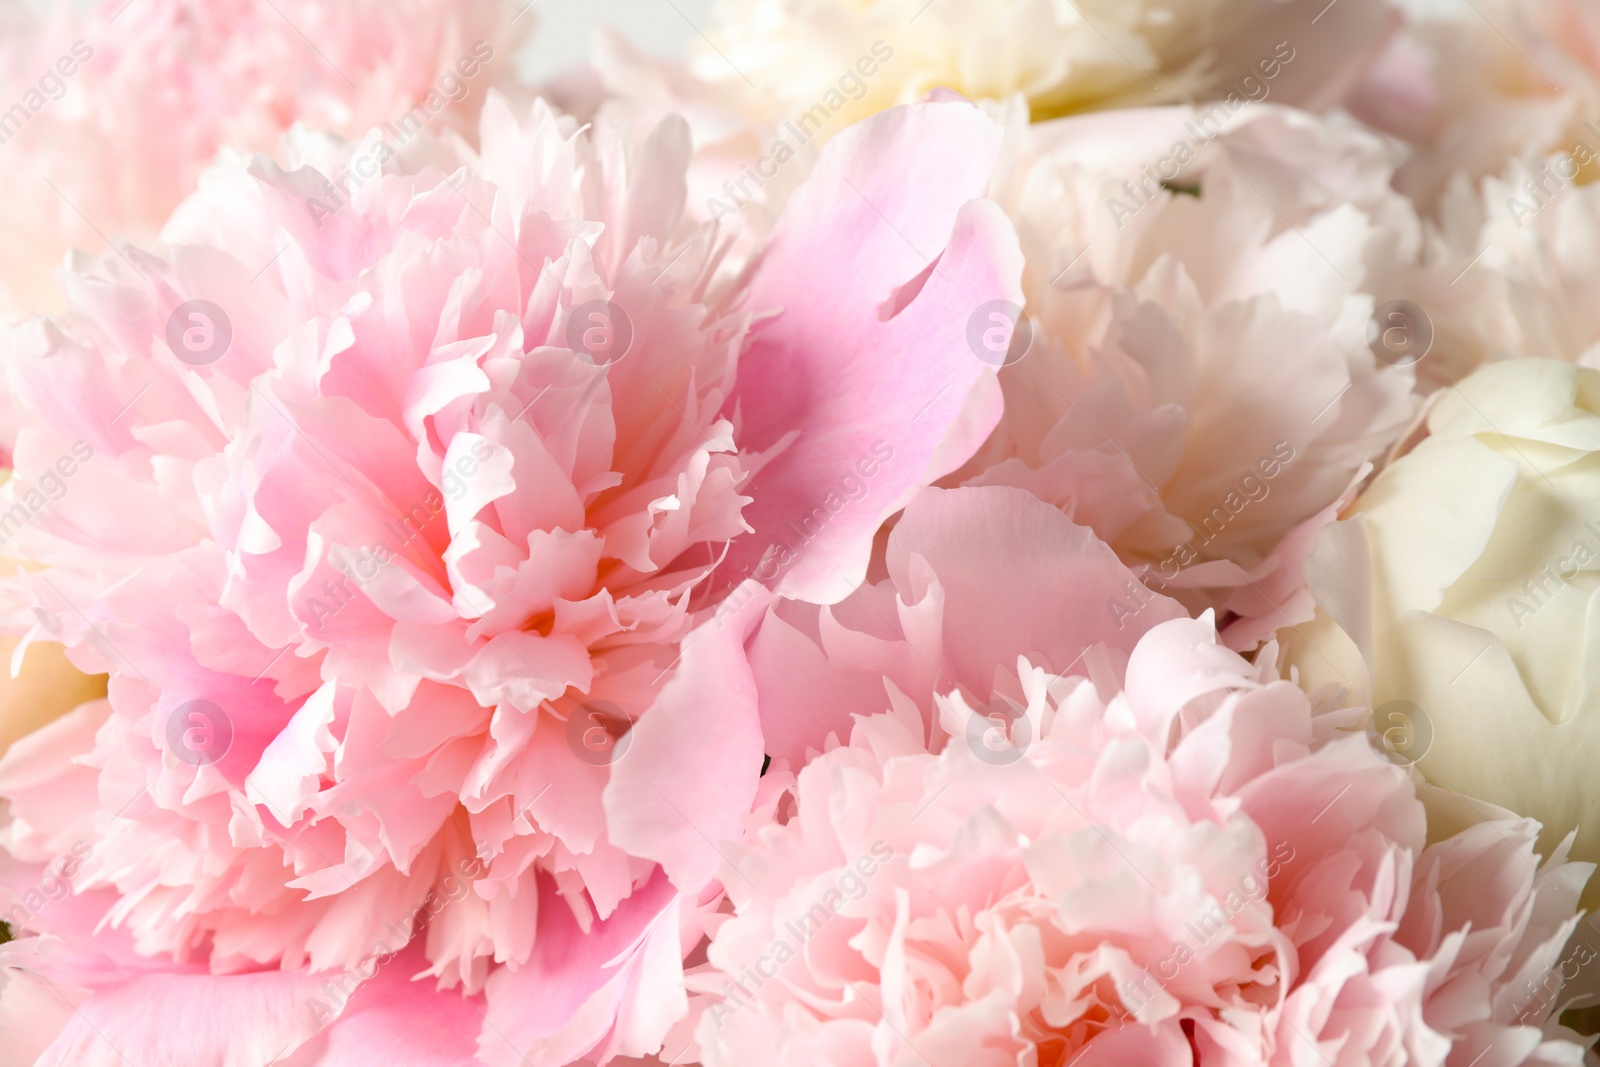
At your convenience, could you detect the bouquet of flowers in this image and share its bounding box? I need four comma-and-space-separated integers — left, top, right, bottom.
1, 0, 1598, 1064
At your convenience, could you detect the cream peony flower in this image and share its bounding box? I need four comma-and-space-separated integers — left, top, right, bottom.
1296, 357, 1600, 908
570, 0, 1397, 252
691, 0, 1395, 127
0, 549, 105, 756
0, 636, 104, 759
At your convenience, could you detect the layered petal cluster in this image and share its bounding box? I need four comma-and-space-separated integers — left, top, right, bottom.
0, 0, 531, 319
1400, 161, 1600, 385
950, 104, 1419, 649
686, 487, 1594, 1067
0, 94, 1022, 1065
573, 85, 1429, 651
1353, 0, 1600, 216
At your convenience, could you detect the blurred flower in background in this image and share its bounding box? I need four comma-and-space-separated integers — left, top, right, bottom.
693, 0, 1394, 125
1353, 0, 1600, 214
0, 0, 533, 320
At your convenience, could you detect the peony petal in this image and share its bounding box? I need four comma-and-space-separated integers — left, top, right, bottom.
35, 969, 330, 1067
724, 100, 1025, 604
605, 584, 770, 893
887, 485, 1187, 690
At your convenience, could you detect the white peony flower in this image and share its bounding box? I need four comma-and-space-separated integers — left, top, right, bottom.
946, 102, 1419, 649
567, 0, 1398, 249
1290, 357, 1600, 908
692, 0, 1395, 126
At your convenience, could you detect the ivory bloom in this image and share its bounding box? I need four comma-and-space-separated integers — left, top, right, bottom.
691, 0, 1394, 127
951, 103, 1419, 649
1334, 358, 1600, 904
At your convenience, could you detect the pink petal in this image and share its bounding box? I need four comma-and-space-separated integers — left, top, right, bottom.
887, 486, 1187, 689
284, 946, 486, 1067
35, 968, 330, 1067
723, 100, 1025, 604
604, 585, 770, 893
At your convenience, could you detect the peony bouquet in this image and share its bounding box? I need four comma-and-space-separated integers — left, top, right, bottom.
0, 0, 1598, 1064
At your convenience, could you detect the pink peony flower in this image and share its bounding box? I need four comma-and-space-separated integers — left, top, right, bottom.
686, 484, 1595, 1067
0, 0, 532, 320
0, 94, 1022, 1064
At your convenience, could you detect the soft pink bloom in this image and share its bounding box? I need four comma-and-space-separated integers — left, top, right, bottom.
0, 0, 531, 319
1334, 0, 1600, 391
947, 104, 1419, 650
0, 94, 1022, 1064
686, 485, 1594, 1067
1350, 0, 1600, 217
568, 84, 1444, 654
1378, 158, 1600, 389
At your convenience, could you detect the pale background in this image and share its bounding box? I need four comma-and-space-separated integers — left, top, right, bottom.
521, 0, 715, 81
24, 0, 715, 82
